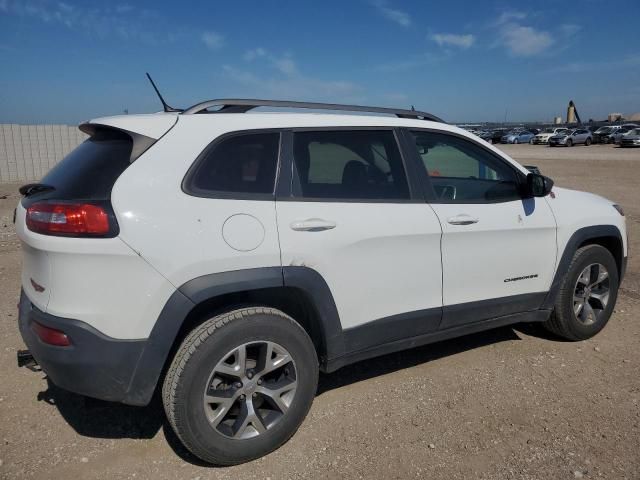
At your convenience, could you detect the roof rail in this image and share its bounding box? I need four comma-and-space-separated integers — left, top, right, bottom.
180, 98, 444, 122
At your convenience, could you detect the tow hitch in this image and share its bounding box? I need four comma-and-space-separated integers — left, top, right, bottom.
17, 349, 40, 371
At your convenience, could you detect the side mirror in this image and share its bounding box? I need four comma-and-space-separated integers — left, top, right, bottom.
526, 173, 554, 197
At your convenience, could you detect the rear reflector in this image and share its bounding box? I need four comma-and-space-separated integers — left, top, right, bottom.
31, 321, 71, 347
26, 202, 111, 236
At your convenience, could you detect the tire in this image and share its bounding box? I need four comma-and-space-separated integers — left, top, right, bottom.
543, 245, 619, 341
529, 138, 534, 144
585, 137, 592, 146
566, 139, 573, 147
163, 307, 319, 465
513, 139, 519, 144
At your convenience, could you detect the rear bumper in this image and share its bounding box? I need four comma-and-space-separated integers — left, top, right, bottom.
18, 290, 148, 404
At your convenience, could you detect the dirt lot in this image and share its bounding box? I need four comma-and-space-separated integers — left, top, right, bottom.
0, 143, 639, 479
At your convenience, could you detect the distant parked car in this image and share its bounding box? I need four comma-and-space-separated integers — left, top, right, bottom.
532, 128, 569, 145
501, 130, 535, 144
620, 128, 640, 147
610, 126, 638, 144
549, 128, 592, 147
593, 125, 622, 144
490, 129, 509, 144
477, 130, 493, 142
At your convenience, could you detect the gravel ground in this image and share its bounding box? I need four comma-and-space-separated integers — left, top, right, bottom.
0, 143, 639, 479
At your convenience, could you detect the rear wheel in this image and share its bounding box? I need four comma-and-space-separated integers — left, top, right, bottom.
163, 307, 318, 465
543, 245, 618, 340
566, 139, 573, 147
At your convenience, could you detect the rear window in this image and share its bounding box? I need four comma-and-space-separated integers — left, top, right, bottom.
39, 129, 133, 200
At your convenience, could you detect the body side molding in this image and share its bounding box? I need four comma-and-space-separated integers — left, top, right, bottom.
326, 309, 551, 372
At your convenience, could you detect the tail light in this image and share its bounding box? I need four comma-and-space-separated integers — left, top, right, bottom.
26, 201, 116, 237
31, 321, 71, 347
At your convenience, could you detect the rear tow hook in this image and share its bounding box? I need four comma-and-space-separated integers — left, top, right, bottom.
17, 350, 40, 372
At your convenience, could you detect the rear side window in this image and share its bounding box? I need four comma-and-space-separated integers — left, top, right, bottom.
38, 129, 133, 200
186, 132, 280, 197
292, 130, 409, 200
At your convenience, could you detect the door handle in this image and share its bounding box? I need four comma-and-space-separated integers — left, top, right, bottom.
447, 214, 479, 225
290, 218, 337, 232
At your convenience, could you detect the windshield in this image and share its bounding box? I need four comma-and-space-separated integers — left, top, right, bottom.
542, 128, 555, 133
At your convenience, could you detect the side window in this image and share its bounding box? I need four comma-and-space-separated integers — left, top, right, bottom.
410, 130, 522, 203
186, 132, 280, 196
292, 130, 410, 200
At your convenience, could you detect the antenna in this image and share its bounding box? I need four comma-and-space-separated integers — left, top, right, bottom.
145, 73, 183, 113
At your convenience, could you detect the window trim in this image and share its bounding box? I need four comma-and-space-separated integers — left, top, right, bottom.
182, 128, 283, 201
402, 127, 528, 205
278, 126, 424, 204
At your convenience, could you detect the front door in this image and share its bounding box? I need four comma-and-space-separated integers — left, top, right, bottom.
405, 129, 557, 329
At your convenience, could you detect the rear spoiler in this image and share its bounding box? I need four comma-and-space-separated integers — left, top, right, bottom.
79, 123, 158, 162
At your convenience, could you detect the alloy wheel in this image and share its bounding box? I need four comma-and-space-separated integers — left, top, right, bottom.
203, 341, 298, 439
573, 263, 610, 326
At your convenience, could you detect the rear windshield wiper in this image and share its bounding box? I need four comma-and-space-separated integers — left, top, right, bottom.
19, 183, 56, 196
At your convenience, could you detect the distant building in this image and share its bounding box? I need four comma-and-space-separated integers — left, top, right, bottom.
608, 113, 623, 122
628, 112, 640, 122
554, 116, 563, 124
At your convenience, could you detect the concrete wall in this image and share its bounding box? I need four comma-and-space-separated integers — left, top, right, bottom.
0, 124, 87, 182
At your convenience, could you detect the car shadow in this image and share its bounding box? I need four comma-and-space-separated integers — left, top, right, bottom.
37, 324, 526, 466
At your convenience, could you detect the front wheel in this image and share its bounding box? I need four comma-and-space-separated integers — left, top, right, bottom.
543, 245, 619, 340
513, 139, 519, 144
163, 307, 319, 465
566, 139, 573, 147
585, 137, 592, 146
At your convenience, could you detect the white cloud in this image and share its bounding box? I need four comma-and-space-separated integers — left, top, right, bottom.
242, 48, 299, 76
243, 47, 267, 61
559, 23, 581, 37
372, 1, 410, 27
499, 23, 553, 56
0, 0, 177, 45
274, 56, 297, 75
221, 63, 362, 102
549, 54, 640, 73
201, 31, 223, 50
430, 33, 475, 49
495, 11, 527, 25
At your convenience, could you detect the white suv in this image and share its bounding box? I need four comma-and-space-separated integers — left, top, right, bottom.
16, 99, 627, 465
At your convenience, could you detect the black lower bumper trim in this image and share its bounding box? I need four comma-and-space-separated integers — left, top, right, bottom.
18, 290, 147, 403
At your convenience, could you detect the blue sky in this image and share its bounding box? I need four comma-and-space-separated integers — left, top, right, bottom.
1, 0, 639, 124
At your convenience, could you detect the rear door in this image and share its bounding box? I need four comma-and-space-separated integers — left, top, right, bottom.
275, 128, 443, 349
404, 129, 557, 329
